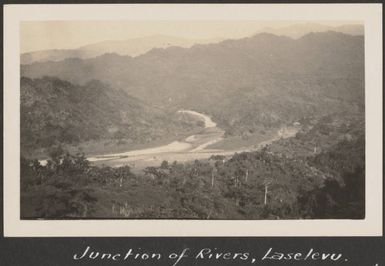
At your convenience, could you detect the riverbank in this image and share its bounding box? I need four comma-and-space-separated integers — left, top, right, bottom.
38, 110, 299, 169
88, 110, 225, 167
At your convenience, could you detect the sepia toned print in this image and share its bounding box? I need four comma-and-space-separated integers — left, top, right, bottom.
19, 20, 366, 220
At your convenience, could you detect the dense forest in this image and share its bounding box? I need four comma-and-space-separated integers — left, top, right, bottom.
21, 113, 364, 219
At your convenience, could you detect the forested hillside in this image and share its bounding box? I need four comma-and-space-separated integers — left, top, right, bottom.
21, 32, 364, 107
21, 32, 364, 137
21, 77, 201, 157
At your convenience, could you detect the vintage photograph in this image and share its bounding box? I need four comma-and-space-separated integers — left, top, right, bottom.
19, 20, 366, 220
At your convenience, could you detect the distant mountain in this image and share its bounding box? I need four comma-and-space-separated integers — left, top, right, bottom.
20, 77, 197, 156
20, 35, 223, 64
21, 31, 364, 137
255, 23, 364, 39
21, 49, 93, 66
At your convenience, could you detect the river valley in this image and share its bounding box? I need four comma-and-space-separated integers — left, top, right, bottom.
85, 110, 299, 170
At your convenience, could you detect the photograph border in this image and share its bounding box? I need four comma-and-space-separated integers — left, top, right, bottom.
3, 3, 383, 237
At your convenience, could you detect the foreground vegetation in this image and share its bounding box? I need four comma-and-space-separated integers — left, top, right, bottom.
21, 114, 365, 219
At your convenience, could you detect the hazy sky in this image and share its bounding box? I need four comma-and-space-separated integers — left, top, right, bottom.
21, 20, 360, 53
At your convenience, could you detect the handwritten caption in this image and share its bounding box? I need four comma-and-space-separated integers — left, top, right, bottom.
73, 246, 350, 265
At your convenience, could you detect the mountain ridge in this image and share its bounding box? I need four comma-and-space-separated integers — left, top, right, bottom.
255, 23, 364, 39
21, 24, 363, 64
21, 35, 223, 65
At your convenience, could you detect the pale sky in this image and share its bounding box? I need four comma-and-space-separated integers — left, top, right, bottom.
21, 20, 360, 53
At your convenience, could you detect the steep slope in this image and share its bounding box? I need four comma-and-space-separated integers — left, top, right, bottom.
20, 77, 198, 156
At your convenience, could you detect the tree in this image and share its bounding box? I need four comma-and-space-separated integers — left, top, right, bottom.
160, 160, 169, 169
263, 178, 274, 205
